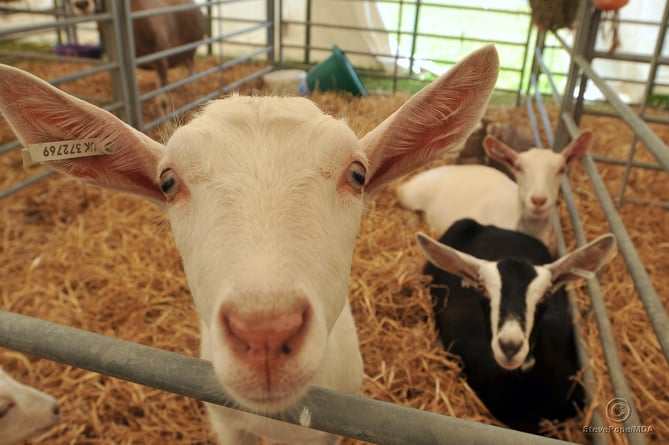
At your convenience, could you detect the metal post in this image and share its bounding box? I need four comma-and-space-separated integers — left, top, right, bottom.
554, 0, 594, 151
304, 0, 312, 65
267, 0, 275, 66
408, 0, 421, 77
100, 1, 132, 124
116, 0, 142, 129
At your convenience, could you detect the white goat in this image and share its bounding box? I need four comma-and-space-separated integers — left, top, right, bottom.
0, 44, 499, 444
397, 130, 593, 245
0, 366, 60, 444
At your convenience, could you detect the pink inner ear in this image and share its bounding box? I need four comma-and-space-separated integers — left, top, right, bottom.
484, 136, 517, 167
563, 130, 594, 163
0, 65, 167, 204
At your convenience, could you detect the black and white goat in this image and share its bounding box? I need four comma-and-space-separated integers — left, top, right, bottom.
416, 218, 616, 433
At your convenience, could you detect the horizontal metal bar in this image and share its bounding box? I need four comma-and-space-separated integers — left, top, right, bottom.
374, 0, 531, 16
0, 139, 20, 156
133, 23, 270, 68
0, 310, 572, 445
280, 20, 530, 48
0, 12, 111, 38
593, 50, 669, 65
591, 155, 664, 171
0, 170, 54, 201
582, 107, 669, 126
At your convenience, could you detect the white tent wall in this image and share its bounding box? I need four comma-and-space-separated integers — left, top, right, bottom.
217, 0, 391, 69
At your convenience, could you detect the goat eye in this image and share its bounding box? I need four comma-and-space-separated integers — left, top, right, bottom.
159, 168, 179, 201
557, 166, 567, 175
346, 161, 366, 192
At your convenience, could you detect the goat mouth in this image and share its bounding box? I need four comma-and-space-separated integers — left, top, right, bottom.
495, 354, 527, 371
235, 388, 308, 414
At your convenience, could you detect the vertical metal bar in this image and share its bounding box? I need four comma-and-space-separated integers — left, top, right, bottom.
304, 0, 312, 65
278, 0, 285, 67
266, 0, 275, 66
392, 0, 406, 93
571, 9, 601, 127
517, 12, 534, 107
525, 28, 545, 100
101, 0, 132, 124
554, 0, 593, 151
408, 0, 421, 77
119, 0, 142, 130
206, 1, 213, 56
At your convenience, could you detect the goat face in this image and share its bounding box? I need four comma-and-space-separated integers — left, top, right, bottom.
470, 257, 553, 370
483, 131, 594, 218
417, 230, 616, 371
165, 97, 367, 412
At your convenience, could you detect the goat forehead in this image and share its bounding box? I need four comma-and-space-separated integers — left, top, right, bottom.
495, 259, 535, 323
166, 96, 362, 181
518, 149, 564, 172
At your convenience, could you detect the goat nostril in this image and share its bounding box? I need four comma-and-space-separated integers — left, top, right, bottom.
221, 305, 309, 360
52, 404, 60, 416
531, 196, 547, 206
499, 340, 522, 360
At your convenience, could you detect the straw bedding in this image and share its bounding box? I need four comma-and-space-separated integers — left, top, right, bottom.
0, 57, 667, 444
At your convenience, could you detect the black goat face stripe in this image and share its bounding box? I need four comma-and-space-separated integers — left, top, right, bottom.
497, 258, 537, 332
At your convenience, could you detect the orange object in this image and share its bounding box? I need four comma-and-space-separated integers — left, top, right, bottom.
592, 0, 629, 11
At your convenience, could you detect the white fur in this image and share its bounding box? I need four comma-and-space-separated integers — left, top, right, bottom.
397, 131, 593, 245
0, 45, 500, 444
0, 367, 60, 445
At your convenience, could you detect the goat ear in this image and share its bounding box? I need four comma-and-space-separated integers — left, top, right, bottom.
482, 134, 518, 169
0, 64, 166, 205
360, 44, 499, 198
416, 232, 482, 288
547, 234, 617, 291
561, 129, 594, 165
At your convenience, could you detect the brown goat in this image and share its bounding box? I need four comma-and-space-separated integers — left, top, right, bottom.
456, 118, 536, 179
68, 0, 206, 113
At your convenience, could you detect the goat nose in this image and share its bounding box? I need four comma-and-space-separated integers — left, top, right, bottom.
499, 339, 523, 360
222, 307, 309, 361
531, 196, 547, 207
